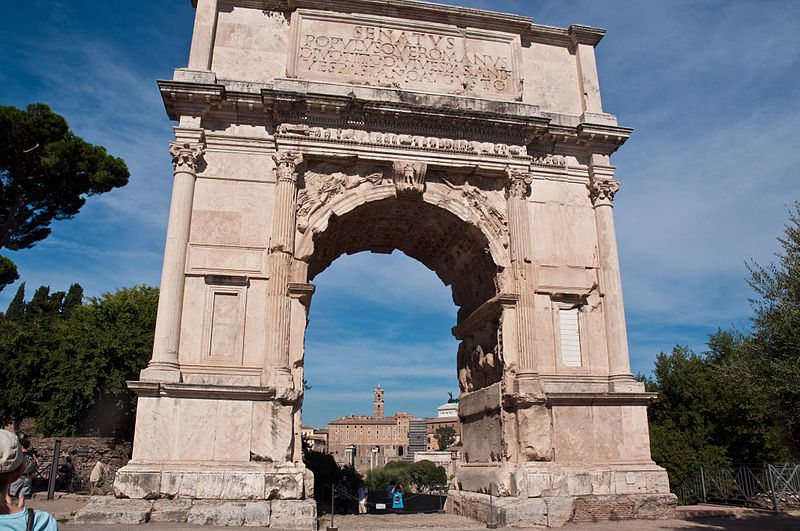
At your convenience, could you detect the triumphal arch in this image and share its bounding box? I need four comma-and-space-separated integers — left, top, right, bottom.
112, 0, 675, 527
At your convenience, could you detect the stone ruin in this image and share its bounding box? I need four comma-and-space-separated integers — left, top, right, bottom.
88, 0, 677, 527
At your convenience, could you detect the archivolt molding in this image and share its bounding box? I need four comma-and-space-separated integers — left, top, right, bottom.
293, 162, 511, 271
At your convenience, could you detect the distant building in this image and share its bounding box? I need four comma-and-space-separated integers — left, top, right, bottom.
327, 385, 417, 472
326, 386, 462, 473
301, 425, 328, 453
425, 400, 462, 451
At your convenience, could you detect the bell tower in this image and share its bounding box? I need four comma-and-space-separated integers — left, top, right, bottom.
374, 385, 384, 419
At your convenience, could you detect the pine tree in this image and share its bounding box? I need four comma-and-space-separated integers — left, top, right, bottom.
745, 202, 800, 456
5, 282, 25, 320
62, 283, 83, 314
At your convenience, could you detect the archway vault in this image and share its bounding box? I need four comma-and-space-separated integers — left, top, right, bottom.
301, 187, 506, 323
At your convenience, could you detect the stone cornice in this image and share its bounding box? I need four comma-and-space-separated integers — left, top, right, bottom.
452, 292, 518, 340
546, 392, 657, 406
159, 79, 631, 152
220, 0, 534, 34
568, 24, 606, 47
209, 1, 607, 49
128, 381, 302, 404
577, 122, 633, 156
524, 23, 606, 48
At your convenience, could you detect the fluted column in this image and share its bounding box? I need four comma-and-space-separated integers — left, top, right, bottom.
506, 170, 539, 382
142, 136, 205, 382
264, 151, 303, 388
588, 170, 634, 385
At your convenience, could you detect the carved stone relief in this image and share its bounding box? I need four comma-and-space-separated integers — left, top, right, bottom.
392, 161, 426, 196
457, 327, 503, 393
276, 123, 527, 158
296, 161, 385, 232
528, 139, 567, 168
531, 152, 567, 167
434, 172, 508, 241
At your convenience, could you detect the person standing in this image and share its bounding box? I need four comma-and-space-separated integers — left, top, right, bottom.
385, 481, 395, 506
89, 460, 106, 496
357, 484, 368, 514
58, 456, 74, 494
0, 430, 57, 530
7, 438, 37, 508
392, 483, 404, 510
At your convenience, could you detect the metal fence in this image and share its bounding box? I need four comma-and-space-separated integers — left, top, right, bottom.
675, 463, 800, 511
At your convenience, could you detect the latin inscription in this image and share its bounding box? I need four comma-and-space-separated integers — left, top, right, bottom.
295, 22, 515, 95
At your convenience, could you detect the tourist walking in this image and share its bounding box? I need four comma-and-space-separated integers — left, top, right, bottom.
0, 429, 57, 530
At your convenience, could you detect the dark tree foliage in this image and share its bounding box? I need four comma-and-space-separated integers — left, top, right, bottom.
644, 334, 792, 488
408, 459, 447, 492
302, 448, 363, 502
744, 202, 800, 456
0, 284, 157, 438
0, 103, 129, 250
27, 286, 65, 316
434, 426, 456, 451
4, 282, 25, 321
62, 283, 83, 315
0, 254, 18, 292
365, 460, 411, 491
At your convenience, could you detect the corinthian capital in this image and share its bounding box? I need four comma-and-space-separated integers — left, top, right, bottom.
587, 178, 620, 206
506, 169, 532, 199
169, 141, 205, 173
272, 151, 304, 184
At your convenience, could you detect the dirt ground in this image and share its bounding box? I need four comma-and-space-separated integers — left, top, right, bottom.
24, 494, 800, 530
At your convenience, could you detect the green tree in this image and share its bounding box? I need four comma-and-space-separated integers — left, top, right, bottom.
62, 283, 83, 315
0, 284, 157, 437
644, 336, 791, 488
302, 448, 363, 502
0, 255, 18, 292
434, 426, 456, 451
0, 103, 129, 278
365, 460, 411, 491
408, 459, 447, 492
4, 282, 25, 320
27, 286, 65, 317
37, 285, 158, 437
744, 202, 800, 457
645, 345, 730, 487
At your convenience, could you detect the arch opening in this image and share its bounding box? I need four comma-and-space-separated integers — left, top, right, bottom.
305, 197, 502, 323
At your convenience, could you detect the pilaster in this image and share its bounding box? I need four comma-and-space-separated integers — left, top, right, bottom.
187, 0, 219, 71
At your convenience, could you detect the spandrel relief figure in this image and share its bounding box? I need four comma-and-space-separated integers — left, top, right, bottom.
438, 175, 507, 238
296, 162, 384, 231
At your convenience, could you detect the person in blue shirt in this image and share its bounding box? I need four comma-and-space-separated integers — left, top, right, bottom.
0, 430, 57, 530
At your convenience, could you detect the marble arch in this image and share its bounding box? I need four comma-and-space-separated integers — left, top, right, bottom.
107, 0, 678, 528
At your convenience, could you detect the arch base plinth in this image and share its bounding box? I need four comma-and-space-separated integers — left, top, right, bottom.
446, 490, 677, 528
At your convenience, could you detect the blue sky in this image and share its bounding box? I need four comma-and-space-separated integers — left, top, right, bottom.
2, 1, 799, 428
